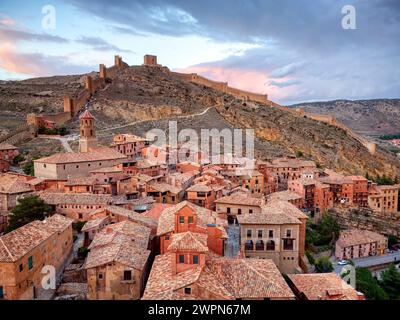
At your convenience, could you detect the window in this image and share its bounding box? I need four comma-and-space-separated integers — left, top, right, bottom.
238, 209, 242, 215
98, 273, 103, 280
227, 207, 231, 214
165, 235, 170, 241
245, 240, 254, 250
19, 264, 23, 272
123, 270, 132, 281
266, 240, 275, 251
79, 214, 83, 219
283, 239, 294, 251
258, 230, 263, 238
247, 229, 252, 238
184, 287, 191, 295
188, 216, 194, 224
28, 256, 33, 270
179, 255, 185, 264
286, 229, 292, 238
249, 209, 253, 214
256, 240, 264, 251
0, 286, 3, 299
268, 230, 274, 238
193, 255, 199, 264
172, 196, 175, 202
179, 216, 185, 224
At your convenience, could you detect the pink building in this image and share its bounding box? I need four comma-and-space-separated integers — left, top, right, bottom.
110, 134, 150, 160
0, 143, 19, 172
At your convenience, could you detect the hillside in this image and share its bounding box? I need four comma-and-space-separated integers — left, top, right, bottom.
1, 65, 400, 180
290, 99, 400, 137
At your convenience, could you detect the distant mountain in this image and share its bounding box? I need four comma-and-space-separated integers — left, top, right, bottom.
290, 99, 400, 137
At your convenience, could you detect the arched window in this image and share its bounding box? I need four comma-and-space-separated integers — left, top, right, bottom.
245, 240, 254, 251
256, 240, 264, 251
266, 240, 275, 251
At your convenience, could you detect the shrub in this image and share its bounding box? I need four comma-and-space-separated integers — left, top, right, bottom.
78, 246, 89, 258
305, 250, 315, 265
314, 256, 333, 273
73, 221, 85, 233
13, 154, 25, 165
23, 161, 34, 176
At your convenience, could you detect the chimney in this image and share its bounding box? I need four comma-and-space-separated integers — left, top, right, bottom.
106, 227, 113, 234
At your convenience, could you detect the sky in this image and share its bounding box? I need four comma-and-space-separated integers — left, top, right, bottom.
0, 0, 399, 105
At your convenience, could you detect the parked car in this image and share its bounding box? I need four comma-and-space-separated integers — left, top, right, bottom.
338, 260, 350, 266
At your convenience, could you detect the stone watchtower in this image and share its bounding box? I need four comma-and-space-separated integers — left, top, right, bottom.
79, 110, 98, 153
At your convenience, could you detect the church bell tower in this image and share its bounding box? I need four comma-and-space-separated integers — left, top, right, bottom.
79, 110, 97, 152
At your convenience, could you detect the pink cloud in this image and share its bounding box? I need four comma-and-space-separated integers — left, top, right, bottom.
0, 13, 16, 27
177, 65, 299, 104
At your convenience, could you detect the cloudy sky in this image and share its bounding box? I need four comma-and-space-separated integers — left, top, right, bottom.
0, 0, 399, 104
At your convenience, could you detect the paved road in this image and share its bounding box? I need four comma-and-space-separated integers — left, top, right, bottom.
334, 251, 400, 274
225, 224, 240, 257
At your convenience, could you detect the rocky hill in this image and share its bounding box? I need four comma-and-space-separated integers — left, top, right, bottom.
1, 65, 400, 180
290, 99, 400, 137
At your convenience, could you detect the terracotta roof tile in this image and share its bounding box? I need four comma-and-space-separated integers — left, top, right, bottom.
0, 174, 32, 194
214, 194, 263, 207
157, 201, 225, 236
168, 232, 209, 252
288, 273, 362, 300
34, 147, 126, 164
0, 214, 72, 262
336, 229, 387, 248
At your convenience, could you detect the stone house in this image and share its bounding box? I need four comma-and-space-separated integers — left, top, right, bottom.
335, 229, 387, 260
237, 200, 308, 274
0, 214, 73, 300
157, 201, 227, 256
84, 221, 152, 300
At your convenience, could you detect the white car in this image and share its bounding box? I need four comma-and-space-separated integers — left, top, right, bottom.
338, 260, 349, 266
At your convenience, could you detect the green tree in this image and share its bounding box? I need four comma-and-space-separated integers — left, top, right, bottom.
5, 195, 52, 233
314, 256, 334, 273
356, 268, 389, 300
13, 154, 25, 165
23, 161, 34, 176
380, 265, 400, 299
388, 235, 398, 248
315, 214, 340, 246
296, 150, 304, 158
376, 175, 395, 186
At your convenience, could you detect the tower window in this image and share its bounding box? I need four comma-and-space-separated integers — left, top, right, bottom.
179, 255, 185, 264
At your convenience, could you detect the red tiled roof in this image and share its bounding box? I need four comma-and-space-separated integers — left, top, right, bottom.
0, 214, 73, 262
168, 232, 209, 252
288, 273, 363, 300
34, 147, 126, 164
143, 254, 295, 300
80, 110, 94, 119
